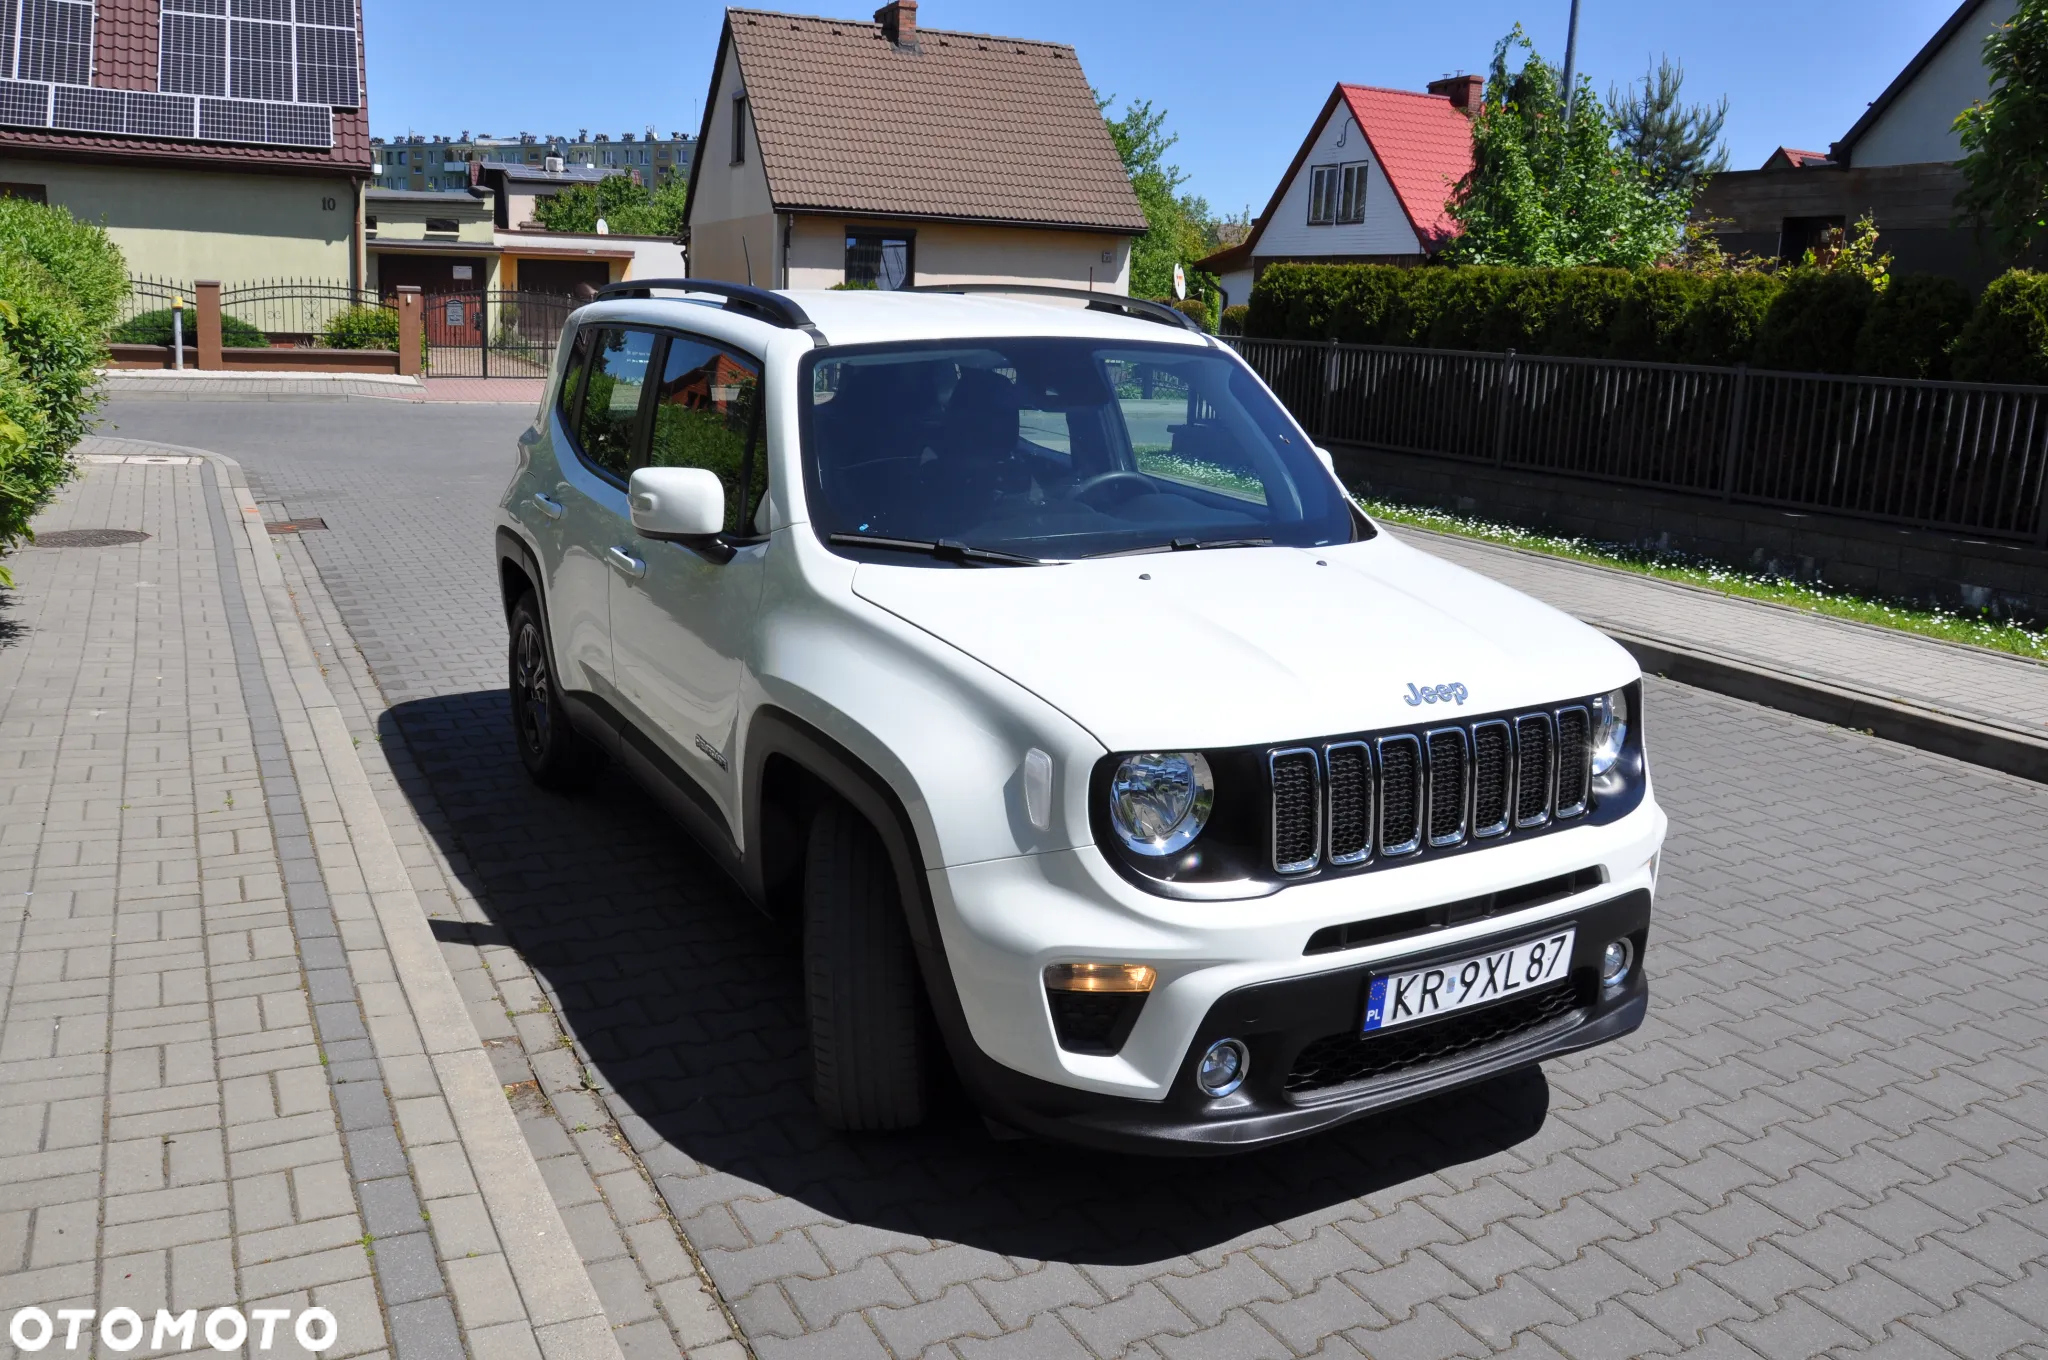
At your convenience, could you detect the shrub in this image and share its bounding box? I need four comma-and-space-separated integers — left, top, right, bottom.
110, 307, 267, 348
1855, 273, 1973, 380
1532, 269, 1635, 357
1609, 271, 1712, 363
1951, 270, 2048, 384
320, 304, 399, 350
0, 198, 127, 580
1219, 303, 1248, 335
1169, 296, 1210, 330
1752, 269, 1874, 374
1677, 273, 1780, 366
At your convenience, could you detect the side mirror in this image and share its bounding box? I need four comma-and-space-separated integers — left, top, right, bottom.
1313, 445, 1336, 475
630, 466, 725, 541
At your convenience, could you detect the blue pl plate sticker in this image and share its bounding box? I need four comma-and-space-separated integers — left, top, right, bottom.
1364, 975, 1389, 1031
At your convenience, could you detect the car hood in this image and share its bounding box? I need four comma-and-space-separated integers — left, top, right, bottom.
850, 532, 1639, 752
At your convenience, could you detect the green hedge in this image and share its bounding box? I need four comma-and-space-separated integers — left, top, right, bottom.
1950, 271, 2048, 385
111, 307, 267, 348
1245, 261, 2048, 384
1, 199, 126, 581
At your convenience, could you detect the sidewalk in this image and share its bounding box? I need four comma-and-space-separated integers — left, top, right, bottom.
0, 450, 734, 1360
97, 373, 544, 406
1397, 524, 2048, 778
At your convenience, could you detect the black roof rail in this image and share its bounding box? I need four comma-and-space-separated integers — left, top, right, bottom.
906, 283, 1204, 333
593, 278, 825, 341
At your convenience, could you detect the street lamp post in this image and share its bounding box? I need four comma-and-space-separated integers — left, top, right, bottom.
1560, 0, 1583, 124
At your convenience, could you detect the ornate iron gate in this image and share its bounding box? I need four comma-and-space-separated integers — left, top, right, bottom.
421, 290, 575, 379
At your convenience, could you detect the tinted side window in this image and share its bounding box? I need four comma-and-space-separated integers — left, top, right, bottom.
647, 336, 765, 533
555, 326, 594, 429
575, 328, 657, 480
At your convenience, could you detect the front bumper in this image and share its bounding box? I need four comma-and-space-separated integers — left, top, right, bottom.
959, 890, 1651, 1154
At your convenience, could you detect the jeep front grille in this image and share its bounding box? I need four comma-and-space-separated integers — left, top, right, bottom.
1269, 703, 1595, 876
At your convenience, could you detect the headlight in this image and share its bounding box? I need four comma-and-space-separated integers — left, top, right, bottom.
1591, 688, 1630, 776
1108, 752, 1214, 856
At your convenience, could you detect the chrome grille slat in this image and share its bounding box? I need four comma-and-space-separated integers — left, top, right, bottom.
1425, 727, 1469, 847
1514, 714, 1553, 828
1555, 706, 1591, 818
1376, 735, 1423, 857
1471, 720, 1511, 838
1324, 741, 1372, 866
1269, 747, 1321, 874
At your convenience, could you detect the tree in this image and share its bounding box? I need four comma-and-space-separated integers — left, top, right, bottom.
1608, 56, 1728, 197
532, 174, 688, 237
1100, 96, 1216, 306
1443, 26, 1692, 269
1955, 0, 2048, 260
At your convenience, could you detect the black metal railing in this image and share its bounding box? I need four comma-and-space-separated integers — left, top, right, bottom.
418, 289, 574, 378
219, 280, 383, 343
1227, 337, 2048, 545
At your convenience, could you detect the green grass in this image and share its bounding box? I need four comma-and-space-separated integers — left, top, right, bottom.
1356, 496, 2048, 664
1134, 448, 1266, 502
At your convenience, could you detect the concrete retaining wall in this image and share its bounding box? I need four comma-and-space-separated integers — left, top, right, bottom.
1333, 440, 2048, 625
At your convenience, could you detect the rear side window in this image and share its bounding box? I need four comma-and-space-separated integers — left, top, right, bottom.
647, 335, 765, 534
555, 326, 593, 429
574, 328, 657, 481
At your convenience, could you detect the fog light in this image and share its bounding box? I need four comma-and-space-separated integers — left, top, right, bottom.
1601, 938, 1635, 987
1044, 963, 1156, 993
1196, 1038, 1249, 1097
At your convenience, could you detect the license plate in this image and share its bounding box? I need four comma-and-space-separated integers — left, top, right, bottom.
1363, 928, 1576, 1033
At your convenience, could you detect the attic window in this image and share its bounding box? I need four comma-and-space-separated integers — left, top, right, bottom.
1308, 162, 1368, 226
731, 94, 747, 165
426, 218, 459, 236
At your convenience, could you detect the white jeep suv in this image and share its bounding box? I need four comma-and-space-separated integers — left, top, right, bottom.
493, 280, 1666, 1152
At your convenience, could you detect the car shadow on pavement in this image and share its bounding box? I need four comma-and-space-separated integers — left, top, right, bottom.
381, 690, 1554, 1267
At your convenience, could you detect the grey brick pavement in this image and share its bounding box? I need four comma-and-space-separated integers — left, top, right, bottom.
1401, 527, 2048, 742
96, 397, 2048, 1359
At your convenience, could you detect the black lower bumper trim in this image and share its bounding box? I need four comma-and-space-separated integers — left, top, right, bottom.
958, 890, 1652, 1155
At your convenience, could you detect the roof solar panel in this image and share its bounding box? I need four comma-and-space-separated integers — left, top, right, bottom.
0, 76, 49, 126
1, 1, 19, 83
228, 0, 288, 18
263, 98, 327, 146
18, 0, 90, 86
52, 81, 120, 131
196, 94, 262, 142
125, 89, 196, 138
227, 15, 290, 101
165, 0, 228, 11
160, 9, 225, 95
293, 0, 350, 26
293, 22, 353, 107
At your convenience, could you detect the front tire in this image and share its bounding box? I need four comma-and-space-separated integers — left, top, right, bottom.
804, 800, 927, 1130
508, 592, 601, 790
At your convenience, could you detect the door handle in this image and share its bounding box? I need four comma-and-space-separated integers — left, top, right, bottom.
531, 491, 564, 520
606, 546, 646, 579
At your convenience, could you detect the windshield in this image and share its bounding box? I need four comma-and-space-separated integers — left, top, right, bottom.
799, 339, 1357, 561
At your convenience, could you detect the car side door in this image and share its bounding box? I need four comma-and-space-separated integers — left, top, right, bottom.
542, 324, 658, 709
607, 330, 770, 832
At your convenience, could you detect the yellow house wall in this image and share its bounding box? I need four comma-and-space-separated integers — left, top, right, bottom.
4, 157, 358, 283
785, 215, 1131, 293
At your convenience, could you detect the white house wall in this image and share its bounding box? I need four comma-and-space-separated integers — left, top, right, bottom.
783, 214, 1131, 293
1252, 103, 1424, 260
1853, 0, 2013, 168
688, 41, 779, 284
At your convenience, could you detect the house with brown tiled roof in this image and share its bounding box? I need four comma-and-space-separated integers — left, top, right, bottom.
0, 0, 372, 285
1195, 79, 1478, 313
682, 1, 1147, 292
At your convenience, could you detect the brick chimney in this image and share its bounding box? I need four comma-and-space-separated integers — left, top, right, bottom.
874, 0, 917, 47
1428, 73, 1483, 115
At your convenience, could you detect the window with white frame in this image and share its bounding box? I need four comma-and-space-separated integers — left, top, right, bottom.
1307, 161, 1369, 226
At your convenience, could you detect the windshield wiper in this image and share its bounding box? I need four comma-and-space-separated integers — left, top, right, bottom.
827, 532, 1045, 566
1079, 536, 1275, 560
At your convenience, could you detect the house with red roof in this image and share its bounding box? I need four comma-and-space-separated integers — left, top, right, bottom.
0, 0, 372, 286
1196, 78, 1478, 312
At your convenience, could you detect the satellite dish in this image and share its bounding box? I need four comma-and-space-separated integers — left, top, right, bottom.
1172, 262, 1187, 300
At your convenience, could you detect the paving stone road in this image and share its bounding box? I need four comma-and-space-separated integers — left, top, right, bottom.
95, 395, 2048, 1359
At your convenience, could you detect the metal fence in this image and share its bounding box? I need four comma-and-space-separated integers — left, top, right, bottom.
1226, 337, 2048, 545
417, 290, 574, 378
221, 280, 383, 344
115, 276, 193, 330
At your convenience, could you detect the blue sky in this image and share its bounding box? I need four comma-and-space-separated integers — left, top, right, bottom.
364, 0, 1975, 216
